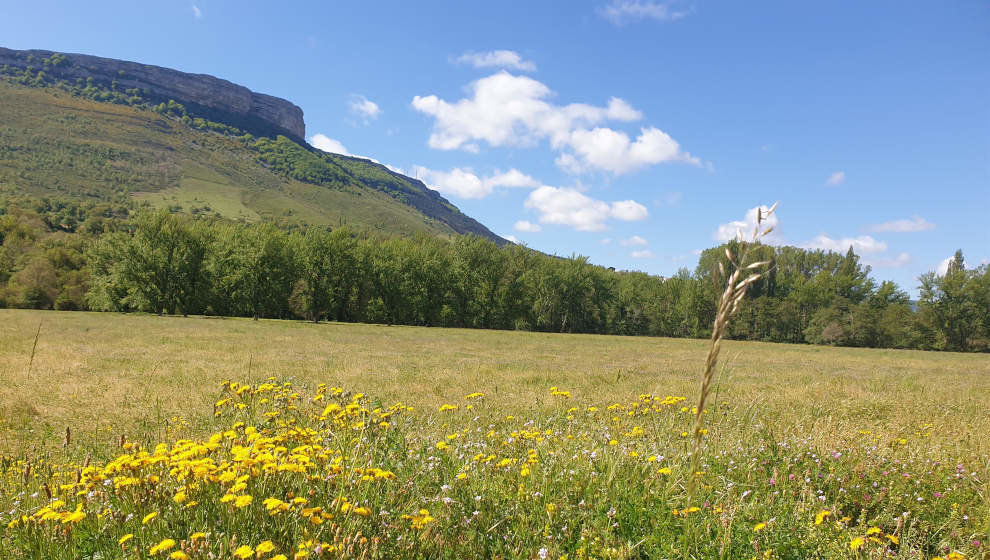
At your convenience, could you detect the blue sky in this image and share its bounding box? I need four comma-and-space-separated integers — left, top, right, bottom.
3, 1, 988, 294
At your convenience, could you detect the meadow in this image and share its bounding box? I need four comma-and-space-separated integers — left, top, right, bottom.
0, 309, 987, 558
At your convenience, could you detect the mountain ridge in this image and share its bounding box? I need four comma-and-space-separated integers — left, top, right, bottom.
0, 47, 506, 244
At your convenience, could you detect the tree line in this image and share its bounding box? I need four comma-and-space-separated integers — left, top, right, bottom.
2, 199, 988, 352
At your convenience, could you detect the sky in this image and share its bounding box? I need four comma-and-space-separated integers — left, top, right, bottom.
2, 1, 988, 295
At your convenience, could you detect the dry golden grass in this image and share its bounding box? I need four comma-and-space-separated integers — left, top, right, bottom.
1, 308, 988, 460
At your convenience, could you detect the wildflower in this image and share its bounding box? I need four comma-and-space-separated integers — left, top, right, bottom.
353, 506, 371, 517
234, 494, 254, 508
849, 537, 865, 550
465, 392, 484, 399
256, 541, 276, 555
439, 404, 458, 412
118, 534, 134, 545
142, 511, 158, 524
754, 522, 767, 532
657, 467, 672, 475
814, 510, 831, 525
233, 545, 255, 559
402, 509, 435, 529
149, 539, 176, 555
169, 553, 189, 560
190, 532, 207, 541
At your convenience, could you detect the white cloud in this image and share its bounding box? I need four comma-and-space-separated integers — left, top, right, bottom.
412, 72, 693, 174
411, 166, 487, 199
557, 126, 698, 174
619, 235, 648, 246
524, 186, 648, 231
825, 171, 846, 186
502, 234, 519, 243
485, 168, 542, 189
600, 0, 692, 24
309, 134, 352, 156
191, 4, 201, 18
870, 216, 936, 233
599, 238, 613, 245
863, 252, 913, 269
631, 250, 656, 258
935, 256, 953, 276
453, 50, 537, 72
410, 165, 542, 199
713, 206, 781, 243
513, 220, 542, 233
349, 95, 381, 122
802, 234, 887, 255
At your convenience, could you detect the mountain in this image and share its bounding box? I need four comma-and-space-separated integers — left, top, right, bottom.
0, 47, 505, 243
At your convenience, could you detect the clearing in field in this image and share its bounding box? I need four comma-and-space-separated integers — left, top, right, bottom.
0, 309, 987, 559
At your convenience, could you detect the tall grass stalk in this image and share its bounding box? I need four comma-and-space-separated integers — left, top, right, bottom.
687, 203, 777, 499
26, 320, 42, 378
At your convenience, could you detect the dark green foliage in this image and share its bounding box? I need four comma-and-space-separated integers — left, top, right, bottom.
3, 197, 988, 350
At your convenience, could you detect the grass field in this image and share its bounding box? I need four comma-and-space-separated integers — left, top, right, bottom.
1, 309, 987, 558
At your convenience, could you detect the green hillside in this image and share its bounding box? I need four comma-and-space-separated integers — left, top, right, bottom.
0, 79, 502, 241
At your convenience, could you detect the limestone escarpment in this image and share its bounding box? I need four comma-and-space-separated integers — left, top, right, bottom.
0, 47, 305, 139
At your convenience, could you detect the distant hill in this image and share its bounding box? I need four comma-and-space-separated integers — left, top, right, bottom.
0, 48, 505, 243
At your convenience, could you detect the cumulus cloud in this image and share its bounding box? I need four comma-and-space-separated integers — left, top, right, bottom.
825, 171, 846, 186
349, 95, 381, 122
863, 252, 913, 269
412, 72, 694, 174
599, 0, 692, 24
619, 235, 648, 246
191, 4, 202, 19
631, 250, 656, 258
453, 50, 537, 72
556, 126, 698, 174
502, 234, 519, 243
935, 256, 954, 276
309, 134, 352, 156
410, 166, 542, 199
524, 186, 648, 231
713, 206, 781, 243
802, 235, 887, 255
869, 216, 936, 233
513, 220, 542, 232
485, 169, 542, 189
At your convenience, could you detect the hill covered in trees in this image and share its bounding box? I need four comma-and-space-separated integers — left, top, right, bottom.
0, 50, 504, 242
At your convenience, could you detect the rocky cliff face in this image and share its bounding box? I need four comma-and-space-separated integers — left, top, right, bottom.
0, 47, 305, 139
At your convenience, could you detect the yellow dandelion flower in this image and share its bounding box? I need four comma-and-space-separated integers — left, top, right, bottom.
657, 467, 672, 475
142, 511, 158, 525
814, 510, 831, 525
256, 540, 276, 555
149, 538, 176, 555
190, 532, 207, 541
118, 534, 134, 545
849, 537, 865, 551
233, 545, 254, 559
753, 522, 767, 532
865, 527, 882, 536
169, 552, 189, 560
234, 495, 253, 508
